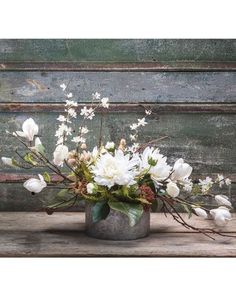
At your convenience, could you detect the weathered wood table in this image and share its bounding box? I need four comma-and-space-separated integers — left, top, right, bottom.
0, 212, 235, 257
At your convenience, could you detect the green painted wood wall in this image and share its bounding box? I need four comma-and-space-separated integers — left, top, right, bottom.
0, 39, 235, 211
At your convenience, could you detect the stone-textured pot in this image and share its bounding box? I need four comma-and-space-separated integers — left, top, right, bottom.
85, 204, 150, 240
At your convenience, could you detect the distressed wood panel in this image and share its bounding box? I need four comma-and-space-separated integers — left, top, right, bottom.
0, 111, 235, 173
0, 39, 235, 62
0, 213, 235, 257
0, 72, 236, 103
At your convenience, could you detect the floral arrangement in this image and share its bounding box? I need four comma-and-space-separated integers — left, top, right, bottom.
1, 83, 234, 239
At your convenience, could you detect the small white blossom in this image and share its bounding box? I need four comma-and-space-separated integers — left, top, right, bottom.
60, 83, 67, 91
217, 174, 224, 187
130, 123, 138, 130
65, 100, 78, 107
80, 106, 95, 120
1, 157, 14, 167
145, 109, 152, 115
55, 124, 72, 138
67, 108, 77, 118
72, 136, 86, 143
105, 142, 115, 150
57, 115, 67, 122
199, 177, 213, 193
225, 178, 231, 186
86, 183, 95, 194
66, 93, 73, 98
128, 143, 140, 153
130, 134, 137, 141
137, 118, 147, 127
101, 97, 109, 108
92, 92, 101, 100
79, 126, 89, 134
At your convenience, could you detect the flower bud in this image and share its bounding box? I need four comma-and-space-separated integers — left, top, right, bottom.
23, 174, 47, 194
194, 207, 208, 219
166, 181, 180, 198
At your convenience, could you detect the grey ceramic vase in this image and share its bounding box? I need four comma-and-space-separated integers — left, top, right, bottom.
85, 204, 150, 240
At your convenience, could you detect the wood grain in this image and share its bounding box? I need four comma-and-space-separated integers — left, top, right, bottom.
0, 71, 235, 103
0, 212, 235, 257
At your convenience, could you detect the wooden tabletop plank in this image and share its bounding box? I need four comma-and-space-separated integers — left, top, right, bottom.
0, 212, 235, 257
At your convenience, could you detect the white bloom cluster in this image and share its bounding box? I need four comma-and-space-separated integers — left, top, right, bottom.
199, 176, 213, 194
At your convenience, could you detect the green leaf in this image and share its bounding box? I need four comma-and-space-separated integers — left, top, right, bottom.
92, 201, 110, 223
36, 144, 45, 155
43, 172, 51, 183
57, 189, 69, 198
108, 201, 143, 227
151, 199, 158, 212
24, 153, 37, 166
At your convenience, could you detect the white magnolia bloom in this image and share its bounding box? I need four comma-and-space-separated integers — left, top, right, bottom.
101, 97, 109, 108
15, 118, 39, 141
90, 150, 138, 188
194, 207, 208, 219
166, 181, 180, 198
139, 147, 172, 183
105, 141, 115, 150
1, 157, 14, 167
71, 136, 86, 143
137, 118, 147, 127
53, 144, 69, 166
210, 206, 232, 226
92, 92, 101, 100
65, 100, 78, 107
171, 158, 193, 182
67, 108, 77, 118
225, 178, 231, 186
66, 93, 73, 98
60, 83, 67, 91
217, 174, 224, 187
34, 137, 42, 152
215, 195, 232, 207
86, 183, 95, 194
198, 176, 213, 193
23, 174, 47, 194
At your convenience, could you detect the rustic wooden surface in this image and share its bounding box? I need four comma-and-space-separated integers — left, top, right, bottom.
0, 212, 235, 257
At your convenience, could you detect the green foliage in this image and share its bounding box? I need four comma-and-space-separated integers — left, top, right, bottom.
24, 153, 37, 166
148, 157, 157, 166
43, 172, 51, 183
151, 199, 158, 212
108, 201, 143, 227
92, 201, 110, 223
37, 144, 45, 155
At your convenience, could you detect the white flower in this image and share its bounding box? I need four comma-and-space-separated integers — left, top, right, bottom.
137, 118, 147, 127
71, 136, 86, 143
130, 134, 137, 141
33, 137, 43, 152
57, 115, 68, 122
128, 143, 140, 153
105, 142, 115, 150
66, 93, 73, 98
217, 174, 225, 187
166, 181, 180, 198
210, 206, 232, 226
194, 208, 208, 219
139, 147, 171, 183
55, 124, 72, 138
60, 83, 67, 91
67, 108, 77, 118
90, 150, 138, 188
80, 106, 95, 120
130, 123, 138, 130
23, 174, 47, 194
215, 195, 232, 208
79, 126, 89, 134
53, 144, 69, 167
1, 157, 14, 167
171, 158, 193, 182
65, 100, 78, 107
182, 178, 193, 192
87, 183, 95, 194
15, 118, 39, 141
92, 92, 101, 100
225, 178, 231, 186
199, 176, 213, 193
145, 109, 152, 115
101, 97, 109, 108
